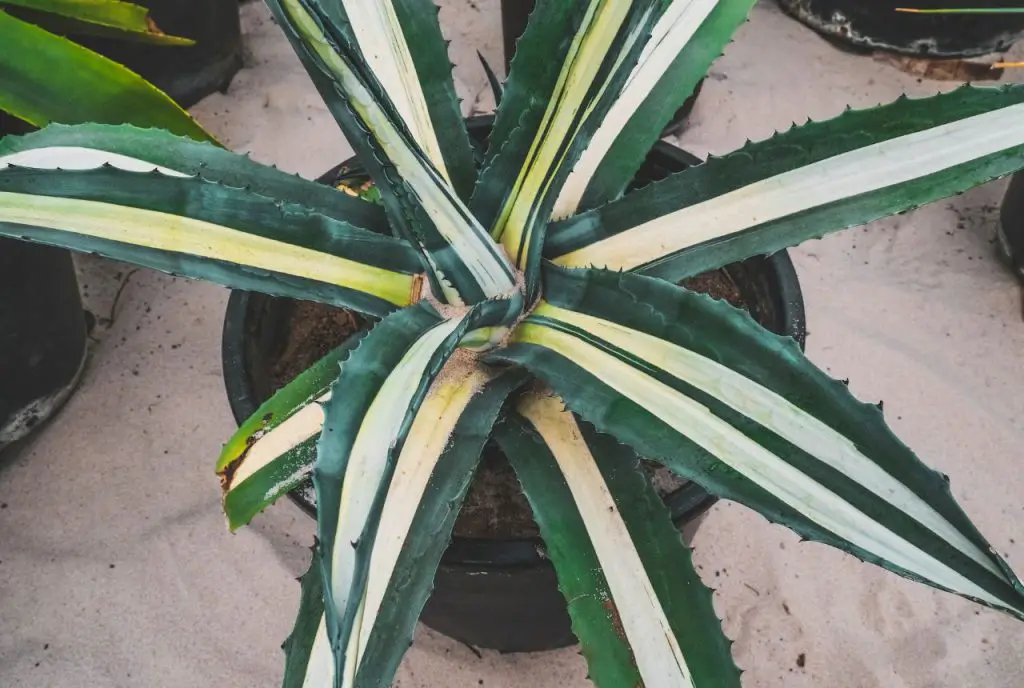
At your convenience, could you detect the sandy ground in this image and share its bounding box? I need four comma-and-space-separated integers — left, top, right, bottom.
2, 1, 1024, 686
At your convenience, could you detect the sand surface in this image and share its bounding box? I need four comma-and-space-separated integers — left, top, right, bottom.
2, 1, 1024, 686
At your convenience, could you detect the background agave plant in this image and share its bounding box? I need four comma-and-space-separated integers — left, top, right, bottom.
0, 0, 211, 140
2, 0, 1024, 686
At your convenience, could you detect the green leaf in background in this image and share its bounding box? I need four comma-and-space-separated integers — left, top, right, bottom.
0, 0, 193, 44
0, 9, 212, 140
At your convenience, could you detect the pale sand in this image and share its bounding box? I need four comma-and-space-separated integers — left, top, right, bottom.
1, 1, 1023, 686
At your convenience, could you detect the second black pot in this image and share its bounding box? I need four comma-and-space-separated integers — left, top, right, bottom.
777, 0, 1024, 57
0, 239, 88, 450
221, 123, 808, 653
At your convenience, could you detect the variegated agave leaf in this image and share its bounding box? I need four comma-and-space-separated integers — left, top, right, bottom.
3, 0, 1024, 687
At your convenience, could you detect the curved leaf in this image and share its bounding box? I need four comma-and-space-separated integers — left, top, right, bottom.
0, 10, 211, 140
0, 0, 192, 44
0, 123, 390, 233
264, 0, 516, 306
472, 0, 663, 301
0, 154, 423, 316
490, 265, 1024, 621
547, 85, 1024, 281
218, 328, 367, 531
309, 301, 516, 682
499, 394, 740, 688
553, 0, 756, 216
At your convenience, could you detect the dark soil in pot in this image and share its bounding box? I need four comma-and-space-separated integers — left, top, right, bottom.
777, 0, 1024, 58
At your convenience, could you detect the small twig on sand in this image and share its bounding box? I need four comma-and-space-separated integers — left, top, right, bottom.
102, 268, 140, 326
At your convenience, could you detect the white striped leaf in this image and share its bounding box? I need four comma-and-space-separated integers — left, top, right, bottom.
546, 86, 1024, 282
499, 392, 740, 688
0, 140, 423, 317
470, 0, 663, 300
0, 122, 391, 233
553, 0, 756, 218
265, 0, 516, 306
489, 266, 1024, 621
335, 0, 476, 200
217, 328, 367, 531
284, 365, 524, 688
308, 300, 520, 683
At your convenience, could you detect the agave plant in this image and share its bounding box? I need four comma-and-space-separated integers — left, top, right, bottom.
3, 0, 1024, 685
0, 0, 211, 140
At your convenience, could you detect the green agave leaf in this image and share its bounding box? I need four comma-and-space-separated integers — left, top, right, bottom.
478, 0, 583, 201
0, 10, 211, 140
0, 123, 390, 232
499, 393, 740, 688
386, 0, 477, 202
285, 366, 525, 688
351, 367, 527, 687
0, 0, 192, 44
218, 328, 367, 531
264, 0, 516, 306
303, 0, 475, 200
490, 265, 1024, 621
310, 300, 516, 682
0, 160, 422, 317
546, 85, 1024, 281
554, 0, 756, 216
471, 0, 663, 301
282, 547, 328, 688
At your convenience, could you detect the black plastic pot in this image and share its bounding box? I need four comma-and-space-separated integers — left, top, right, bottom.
221, 122, 807, 653
499, 0, 704, 130
998, 172, 1024, 282
0, 116, 88, 451
75, 0, 243, 108
0, 239, 88, 450
777, 0, 1024, 58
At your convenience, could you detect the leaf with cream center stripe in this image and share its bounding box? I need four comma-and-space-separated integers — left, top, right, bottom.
489, 265, 1024, 621
217, 327, 368, 531
0, 157, 423, 317
325, 0, 476, 201
0, 123, 390, 232
265, 0, 515, 305
546, 85, 1024, 281
471, 0, 663, 300
309, 300, 516, 682
349, 367, 527, 687
553, 0, 756, 217
280, 365, 524, 688
498, 393, 740, 688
